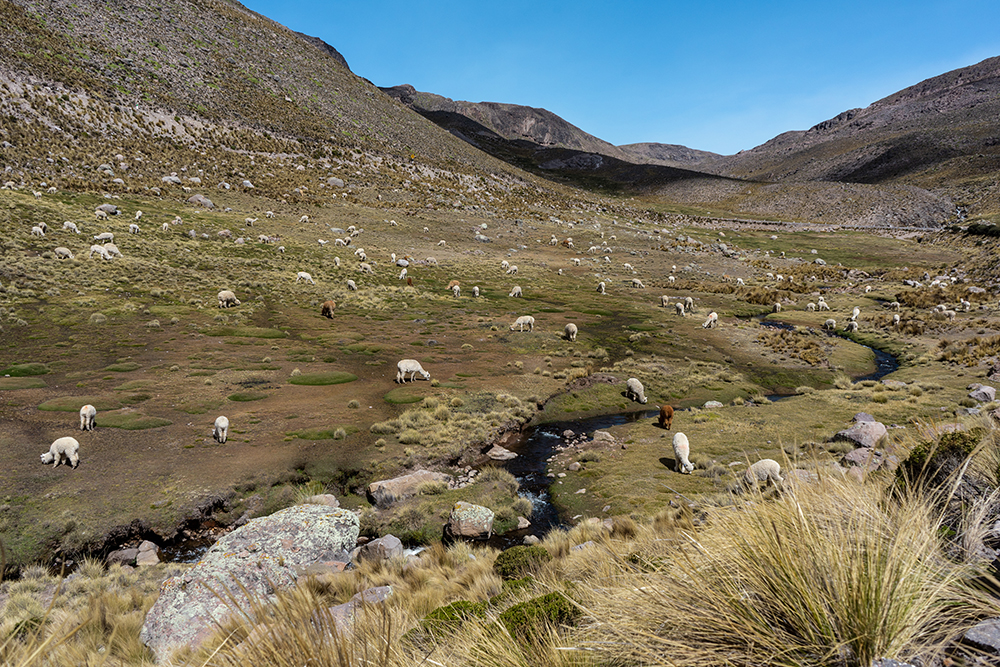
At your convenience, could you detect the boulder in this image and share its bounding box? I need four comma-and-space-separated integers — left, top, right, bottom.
833, 421, 887, 448
969, 385, 996, 403
135, 540, 161, 566
487, 444, 517, 461
356, 535, 403, 563
592, 430, 615, 443
703, 400, 724, 409
852, 412, 876, 423
842, 448, 884, 472
161, 175, 182, 185
106, 547, 139, 567
326, 177, 344, 188
140, 505, 358, 663
446, 501, 494, 540
187, 194, 214, 209
96, 203, 119, 215
367, 469, 451, 508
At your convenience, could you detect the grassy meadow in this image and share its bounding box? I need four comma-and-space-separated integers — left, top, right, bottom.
3, 180, 1000, 665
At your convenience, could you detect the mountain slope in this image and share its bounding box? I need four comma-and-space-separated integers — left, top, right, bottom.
715, 56, 1000, 195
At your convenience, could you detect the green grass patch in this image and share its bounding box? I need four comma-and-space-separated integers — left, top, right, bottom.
207, 326, 288, 339
383, 387, 428, 404
96, 412, 172, 430
114, 380, 154, 391
580, 308, 613, 317
343, 343, 382, 355
288, 371, 358, 386
228, 392, 268, 402
1, 362, 50, 376
0, 377, 46, 389
38, 396, 122, 411
103, 362, 141, 372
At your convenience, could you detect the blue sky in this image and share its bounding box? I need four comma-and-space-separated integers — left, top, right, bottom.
243, 0, 1000, 156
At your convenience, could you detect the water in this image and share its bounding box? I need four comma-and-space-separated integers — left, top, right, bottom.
487, 409, 659, 549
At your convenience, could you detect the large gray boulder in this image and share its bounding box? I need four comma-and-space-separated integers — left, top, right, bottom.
367, 469, 451, 508
833, 420, 887, 448
446, 501, 494, 540
140, 505, 358, 663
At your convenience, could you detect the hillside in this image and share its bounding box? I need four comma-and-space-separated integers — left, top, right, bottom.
712, 55, 1000, 219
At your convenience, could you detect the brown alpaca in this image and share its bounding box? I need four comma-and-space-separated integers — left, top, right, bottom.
658, 404, 674, 430
406, 276, 413, 286
320, 300, 336, 318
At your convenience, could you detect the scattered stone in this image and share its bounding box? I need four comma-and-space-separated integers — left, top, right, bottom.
446, 501, 494, 540
833, 420, 887, 448
969, 385, 996, 402
161, 175, 182, 185
881, 380, 907, 389
965, 617, 1000, 655
326, 177, 344, 188
187, 194, 214, 209
302, 494, 340, 507
107, 547, 139, 567
356, 534, 403, 563
516, 516, 531, 530
957, 407, 981, 416
367, 469, 451, 508
487, 444, 517, 461
567, 462, 581, 472
703, 400, 724, 409
570, 540, 596, 552
96, 203, 119, 215
523, 535, 540, 546
575, 488, 586, 494
852, 412, 876, 423
592, 430, 615, 443
135, 540, 161, 566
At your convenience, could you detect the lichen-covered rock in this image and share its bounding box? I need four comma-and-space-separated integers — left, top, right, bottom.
965, 617, 1000, 655
140, 505, 359, 663
135, 540, 161, 566
367, 469, 451, 508
446, 501, 494, 540
833, 420, 887, 448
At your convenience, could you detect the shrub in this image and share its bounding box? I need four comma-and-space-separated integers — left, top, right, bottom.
347, 399, 360, 409
419, 599, 487, 637
493, 545, 551, 580
498, 592, 580, 642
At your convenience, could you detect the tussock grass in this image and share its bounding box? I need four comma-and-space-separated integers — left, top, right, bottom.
571, 475, 1000, 667
287, 371, 358, 386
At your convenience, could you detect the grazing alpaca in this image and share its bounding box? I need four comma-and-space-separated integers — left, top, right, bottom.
657, 404, 674, 430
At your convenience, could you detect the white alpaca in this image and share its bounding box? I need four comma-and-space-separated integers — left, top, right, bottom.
347, 279, 357, 291
89, 244, 112, 260
625, 378, 648, 404
631, 278, 645, 288
63, 221, 80, 233
597, 282, 606, 294
806, 303, 816, 312
509, 285, 522, 297
129, 223, 140, 234
296, 271, 315, 284
510, 315, 535, 332
565, 323, 578, 341
702, 312, 718, 328
31, 225, 45, 237
218, 290, 241, 308
41, 436, 80, 468
684, 296, 694, 313
452, 284, 461, 297
473, 286, 480, 297
675, 302, 686, 317
845, 321, 858, 332
823, 318, 836, 330
54, 247, 74, 260
213, 416, 229, 444
672, 432, 694, 474
396, 359, 430, 383
892, 313, 900, 326
773, 302, 782, 313
850, 307, 860, 321
501, 260, 509, 271
744, 459, 784, 488
79, 404, 96, 431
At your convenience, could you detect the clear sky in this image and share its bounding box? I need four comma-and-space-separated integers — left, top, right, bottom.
242, 0, 1000, 156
